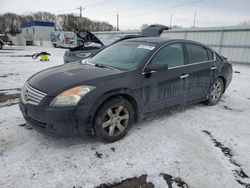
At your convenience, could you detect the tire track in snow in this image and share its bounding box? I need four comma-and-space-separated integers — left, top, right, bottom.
0, 89, 20, 108
203, 130, 250, 187
95, 174, 188, 188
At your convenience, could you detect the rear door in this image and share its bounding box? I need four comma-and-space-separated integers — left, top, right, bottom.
142, 42, 189, 113
184, 43, 216, 101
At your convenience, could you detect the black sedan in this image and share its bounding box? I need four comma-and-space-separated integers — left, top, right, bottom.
19, 37, 233, 142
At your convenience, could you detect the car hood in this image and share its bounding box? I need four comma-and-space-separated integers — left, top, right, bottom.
28, 62, 124, 96
74, 29, 104, 47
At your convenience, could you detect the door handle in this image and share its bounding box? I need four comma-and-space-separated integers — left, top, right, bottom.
211, 66, 218, 70
180, 74, 190, 79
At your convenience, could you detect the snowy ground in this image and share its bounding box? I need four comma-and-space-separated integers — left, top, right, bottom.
0, 46, 250, 188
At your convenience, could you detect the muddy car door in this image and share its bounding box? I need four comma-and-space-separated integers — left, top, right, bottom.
142, 42, 189, 113
184, 43, 215, 101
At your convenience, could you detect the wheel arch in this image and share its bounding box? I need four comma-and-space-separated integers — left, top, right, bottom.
95, 89, 139, 121
87, 89, 140, 134
217, 75, 226, 93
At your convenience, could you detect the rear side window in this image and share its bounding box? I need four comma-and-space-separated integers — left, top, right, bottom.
151, 43, 184, 68
186, 43, 208, 64
216, 53, 223, 62
207, 49, 214, 61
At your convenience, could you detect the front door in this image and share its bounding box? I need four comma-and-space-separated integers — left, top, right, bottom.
142, 42, 189, 113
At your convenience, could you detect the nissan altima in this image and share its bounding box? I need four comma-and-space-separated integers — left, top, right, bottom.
19, 37, 233, 142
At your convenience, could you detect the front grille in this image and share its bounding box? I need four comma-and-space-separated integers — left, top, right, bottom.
21, 83, 47, 105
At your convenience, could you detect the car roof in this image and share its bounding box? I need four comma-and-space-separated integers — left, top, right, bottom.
124, 37, 171, 44
124, 37, 212, 49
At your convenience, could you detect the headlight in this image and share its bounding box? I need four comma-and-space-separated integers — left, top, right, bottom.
50, 85, 95, 107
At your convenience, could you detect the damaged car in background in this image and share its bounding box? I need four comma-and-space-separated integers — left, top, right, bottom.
19, 36, 233, 142
63, 24, 169, 63
0, 34, 12, 49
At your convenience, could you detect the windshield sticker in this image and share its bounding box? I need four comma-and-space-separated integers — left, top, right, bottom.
138, 45, 155, 50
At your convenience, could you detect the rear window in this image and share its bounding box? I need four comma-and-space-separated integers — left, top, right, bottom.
186, 43, 209, 64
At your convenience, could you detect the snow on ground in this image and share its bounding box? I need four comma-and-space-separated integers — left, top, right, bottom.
0, 46, 250, 188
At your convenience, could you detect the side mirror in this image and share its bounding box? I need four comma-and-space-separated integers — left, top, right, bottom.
144, 64, 168, 74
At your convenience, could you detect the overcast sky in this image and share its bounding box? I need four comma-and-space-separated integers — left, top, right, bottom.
1, 0, 250, 30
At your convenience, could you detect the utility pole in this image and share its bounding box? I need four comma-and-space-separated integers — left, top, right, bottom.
117, 14, 119, 31
170, 13, 172, 28
193, 10, 197, 28
77, 6, 83, 18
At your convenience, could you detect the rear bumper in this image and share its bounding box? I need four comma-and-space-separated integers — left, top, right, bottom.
19, 102, 92, 137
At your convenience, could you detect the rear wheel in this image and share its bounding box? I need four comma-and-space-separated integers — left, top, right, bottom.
0, 43, 3, 49
94, 97, 134, 142
206, 77, 224, 105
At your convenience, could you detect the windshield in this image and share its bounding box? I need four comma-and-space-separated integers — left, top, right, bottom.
88, 41, 156, 70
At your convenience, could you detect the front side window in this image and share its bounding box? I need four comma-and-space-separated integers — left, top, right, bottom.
186, 43, 209, 64
151, 43, 184, 68
89, 41, 155, 70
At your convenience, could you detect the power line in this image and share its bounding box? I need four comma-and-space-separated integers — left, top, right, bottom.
50, 0, 112, 14
121, 0, 203, 19
84, 0, 112, 8
93, 0, 172, 16
50, 9, 77, 14
77, 6, 84, 18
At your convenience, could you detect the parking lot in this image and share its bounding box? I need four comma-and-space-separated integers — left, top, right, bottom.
0, 46, 250, 188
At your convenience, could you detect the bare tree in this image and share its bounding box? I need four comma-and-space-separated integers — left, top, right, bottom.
32, 11, 56, 22
0, 11, 114, 35
0, 13, 22, 35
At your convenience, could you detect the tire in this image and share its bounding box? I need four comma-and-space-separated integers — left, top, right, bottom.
94, 97, 134, 143
206, 77, 224, 106
0, 43, 3, 50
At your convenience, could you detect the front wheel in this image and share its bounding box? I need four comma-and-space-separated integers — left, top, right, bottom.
0, 43, 3, 50
206, 78, 224, 105
94, 97, 134, 143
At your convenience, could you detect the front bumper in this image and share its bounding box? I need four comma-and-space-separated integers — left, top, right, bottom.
19, 102, 92, 137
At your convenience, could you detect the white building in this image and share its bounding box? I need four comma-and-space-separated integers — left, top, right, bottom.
12, 21, 55, 46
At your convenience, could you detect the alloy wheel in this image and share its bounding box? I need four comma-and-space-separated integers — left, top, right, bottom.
210, 80, 223, 102
101, 105, 129, 137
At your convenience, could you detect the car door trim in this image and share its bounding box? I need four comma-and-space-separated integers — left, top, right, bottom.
180, 74, 190, 79
211, 66, 218, 70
